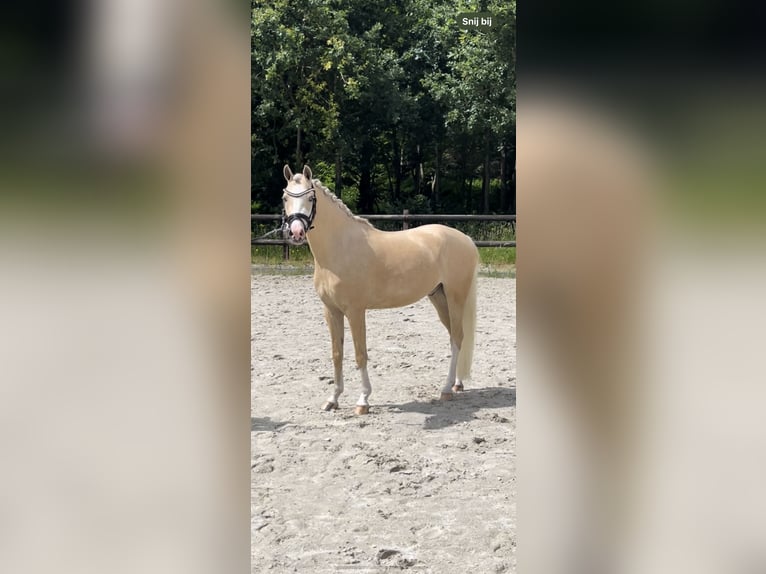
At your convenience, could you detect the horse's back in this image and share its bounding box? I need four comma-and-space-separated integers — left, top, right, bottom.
368, 225, 474, 275
409, 224, 479, 275
318, 224, 477, 310
403, 224, 477, 256
386, 224, 478, 299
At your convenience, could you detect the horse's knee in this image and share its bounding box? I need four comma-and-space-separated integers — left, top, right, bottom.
355, 352, 368, 368
332, 350, 342, 365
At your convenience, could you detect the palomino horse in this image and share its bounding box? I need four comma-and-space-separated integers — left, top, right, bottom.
282, 165, 479, 415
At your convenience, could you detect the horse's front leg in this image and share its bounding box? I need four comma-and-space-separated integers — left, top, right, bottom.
322, 305, 344, 411
346, 308, 372, 415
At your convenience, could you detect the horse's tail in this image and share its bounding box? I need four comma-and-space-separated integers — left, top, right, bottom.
457, 264, 478, 381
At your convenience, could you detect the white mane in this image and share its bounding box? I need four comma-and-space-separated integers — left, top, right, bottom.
303, 176, 373, 228
288, 173, 373, 228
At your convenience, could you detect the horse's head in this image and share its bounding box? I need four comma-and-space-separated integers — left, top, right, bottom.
282, 165, 317, 245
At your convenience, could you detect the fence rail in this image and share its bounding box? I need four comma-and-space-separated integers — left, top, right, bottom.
251, 213, 516, 222
252, 211, 516, 256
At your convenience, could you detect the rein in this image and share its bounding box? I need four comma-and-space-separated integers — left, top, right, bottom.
282, 184, 317, 235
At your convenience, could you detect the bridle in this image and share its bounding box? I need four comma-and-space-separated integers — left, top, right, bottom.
282, 183, 317, 236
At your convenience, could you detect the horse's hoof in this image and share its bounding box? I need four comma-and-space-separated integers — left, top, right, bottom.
440, 392, 454, 401
354, 405, 370, 415
321, 401, 338, 411
452, 382, 464, 392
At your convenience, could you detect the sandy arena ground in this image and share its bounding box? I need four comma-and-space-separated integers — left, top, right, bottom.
251, 269, 516, 573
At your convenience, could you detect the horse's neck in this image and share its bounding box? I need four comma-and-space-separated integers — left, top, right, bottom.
308, 190, 368, 267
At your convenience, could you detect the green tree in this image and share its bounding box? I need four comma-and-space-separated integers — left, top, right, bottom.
252, 0, 515, 215
423, 0, 515, 213
252, 0, 350, 206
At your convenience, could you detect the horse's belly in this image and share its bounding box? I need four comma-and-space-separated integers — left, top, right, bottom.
315, 271, 433, 311
364, 272, 436, 309
366, 290, 425, 310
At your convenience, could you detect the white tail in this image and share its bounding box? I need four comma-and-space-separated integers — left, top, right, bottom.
457, 266, 478, 380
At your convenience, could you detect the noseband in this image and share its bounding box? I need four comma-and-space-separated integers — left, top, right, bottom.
282, 185, 317, 235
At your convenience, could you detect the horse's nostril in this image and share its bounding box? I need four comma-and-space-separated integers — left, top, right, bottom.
290, 220, 305, 239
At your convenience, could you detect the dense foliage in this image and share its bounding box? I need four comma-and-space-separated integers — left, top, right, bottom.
252, 0, 515, 214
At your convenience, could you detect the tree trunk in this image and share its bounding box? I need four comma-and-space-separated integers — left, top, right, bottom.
392, 131, 401, 202
335, 152, 343, 200
483, 130, 491, 213
414, 144, 423, 196
432, 141, 441, 210
359, 141, 374, 213
295, 125, 302, 166
500, 143, 508, 212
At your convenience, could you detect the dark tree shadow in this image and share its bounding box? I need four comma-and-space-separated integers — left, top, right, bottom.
380, 386, 516, 430
251, 416, 289, 432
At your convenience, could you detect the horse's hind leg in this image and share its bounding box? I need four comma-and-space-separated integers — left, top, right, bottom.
439, 339, 462, 400
347, 308, 372, 415
322, 305, 344, 411
447, 290, 470, 394
430, 285, 464, 398
428, 284, 451, 333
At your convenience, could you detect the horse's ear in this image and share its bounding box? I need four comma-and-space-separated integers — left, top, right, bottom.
302, 165, 313, 181
283, 165, 293, 181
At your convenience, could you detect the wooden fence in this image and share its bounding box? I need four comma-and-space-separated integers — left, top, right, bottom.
252, 210, 516, 258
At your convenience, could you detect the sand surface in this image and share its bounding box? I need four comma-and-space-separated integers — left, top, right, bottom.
252, 270, 516, 573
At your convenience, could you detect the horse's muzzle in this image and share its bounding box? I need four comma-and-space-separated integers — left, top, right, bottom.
284, 220, 307, 245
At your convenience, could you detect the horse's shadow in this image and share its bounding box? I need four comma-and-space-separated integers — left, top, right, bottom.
251, 416, 289, 432
382, 386, 516, 430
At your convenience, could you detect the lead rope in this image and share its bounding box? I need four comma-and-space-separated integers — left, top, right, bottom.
252, 226, 283, 241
